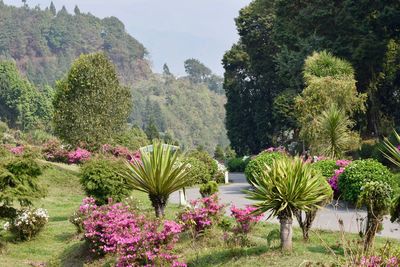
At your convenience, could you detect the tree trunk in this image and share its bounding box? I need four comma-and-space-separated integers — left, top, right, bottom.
149, 194, 167, 218
295, 209, 317, 241
364, 211, 382, 252
279, 216, 293, 251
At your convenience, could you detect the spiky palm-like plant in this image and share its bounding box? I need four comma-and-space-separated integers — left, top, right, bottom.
313, 105, 359, 159
124, 142, 191, 217
381, 130, 400, 168
246, 157, 332, 251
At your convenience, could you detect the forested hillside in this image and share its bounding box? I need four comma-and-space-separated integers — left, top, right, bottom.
0, 1, 228, 152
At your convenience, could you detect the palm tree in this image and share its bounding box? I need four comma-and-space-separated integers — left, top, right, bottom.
381, 130, 400, 167
123, 142, 192, 217
246, 157, 332, 251
313, 105, 359, 159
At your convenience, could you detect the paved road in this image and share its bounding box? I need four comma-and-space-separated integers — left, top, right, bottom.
170, 173, 400, 239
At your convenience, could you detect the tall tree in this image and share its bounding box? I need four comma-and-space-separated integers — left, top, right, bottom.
53, 53, 132, 149
49, 1, 56, 16
184, 58, 212, 84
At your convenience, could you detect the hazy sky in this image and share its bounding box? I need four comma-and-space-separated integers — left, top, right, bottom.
4, 0, 251, 75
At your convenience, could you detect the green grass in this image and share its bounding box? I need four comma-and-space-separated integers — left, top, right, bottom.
0, 163, 399, 266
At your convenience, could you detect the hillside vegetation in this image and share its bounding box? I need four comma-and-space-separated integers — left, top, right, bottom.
0, 1, 228, 151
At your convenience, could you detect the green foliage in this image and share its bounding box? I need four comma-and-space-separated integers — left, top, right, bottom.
296, 52, 366, 146
227, 157, 249, 172
246, 156, 333, 219
184, 157, 211, 185
358, 181, 393, 215
245, 152, 285, 184
0, 120, 8, 140
80, 158, 134, 205
0, 156, 46, 216
199, 181, 219, 197
381, 130, 400, 168
187, 150, 218, 178
312, 105, 360, 158
113, 126, 149, 151
53, 53, 132, 149
23, 129, 54, 146
214, 144, 225, 162
184, 58, 212, 84
130, 75, 228, 153
0, 61, 53, 130
123, 142, 192, 217
312, 160, 338, 179
338, 159, 397, 203
145, 118, 160, 141
213, 170, 225, 184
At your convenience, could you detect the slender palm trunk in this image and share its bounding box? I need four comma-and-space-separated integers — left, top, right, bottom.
149, 194, 167, 217
279, 216, 293, 251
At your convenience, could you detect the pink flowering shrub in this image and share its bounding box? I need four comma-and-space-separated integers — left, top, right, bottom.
69, 197, 97, 233
10, 145, 24, 155
178, 194, 225, 237
80, 199, 185, 266
101, 144, 141, 163
42, 139, 69, 163
230, 205, 263, 235
358, 256, 399, 267
328, 160, 352, 194
68, 148, 91, 164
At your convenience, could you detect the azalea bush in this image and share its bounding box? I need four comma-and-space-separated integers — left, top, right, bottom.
81, 200, 185, 266
42, 139, 69, 163
225, 205, 263, 246
68, 147, 91, 164
327, 159, 352, 195
178, 194, 225, 238
69, 197, 97, 233
5, 207, 49, 241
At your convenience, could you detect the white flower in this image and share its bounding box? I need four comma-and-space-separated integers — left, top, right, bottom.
3, 222, 10, 231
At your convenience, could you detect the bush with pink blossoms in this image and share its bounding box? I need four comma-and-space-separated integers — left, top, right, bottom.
69, 197, 97, 233
81, 200, 185, 266
42, 139, 69, 163
68, 148, 91, 164
9, 145, 24, 155
178, 194, 225, 238
328, 159, 352, 195
357, 256, 399, 267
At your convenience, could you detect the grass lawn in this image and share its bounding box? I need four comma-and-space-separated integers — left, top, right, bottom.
0, 163, 399, 266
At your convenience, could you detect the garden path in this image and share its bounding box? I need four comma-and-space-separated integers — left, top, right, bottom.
170, 173, 400, 239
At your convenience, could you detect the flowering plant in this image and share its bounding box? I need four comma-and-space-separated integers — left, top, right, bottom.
10, 145, 24, 155
42, 139, 69, 163
68, 148, 91, 164
5, 207, 49, 240
230, 205, 263, 234
177, 194, 225, 237
328, 159, 352, 194
69, 197, 97, 233
358, 256, 398, 266
81, 199, 185, 266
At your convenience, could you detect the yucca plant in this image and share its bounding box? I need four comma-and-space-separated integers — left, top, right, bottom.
246, 157, 332, 251
381, 130, 400, 168
123, 142, 191, 217
313, 105, 359, 159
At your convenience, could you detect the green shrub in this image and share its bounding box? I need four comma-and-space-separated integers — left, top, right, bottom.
187, 150, 218, 177
7, 207, 49, 241
227, 157, 249, 172
0, 121, 8, 140
213, 170, 225, 184
23, 129, 54, 146
199, 181, 219, 197
184, 157, 211, 185
80, 158, 134, 205
338, 159, 397, 203
245, 152, 285, 183
312, 159, 338, 179
0, 156, 46, 217
113, 126, 149, 151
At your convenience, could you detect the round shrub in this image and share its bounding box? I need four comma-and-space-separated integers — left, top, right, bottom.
187, 150, 218, 177
80, 158, 134, 205
199, 181, 219, 197
245, 152, 285, 183
312, 159, 339, 179
6, 207, 49, 241
338, 159, 397, 203
184, 157, 211, 185
227, 157, 249, 172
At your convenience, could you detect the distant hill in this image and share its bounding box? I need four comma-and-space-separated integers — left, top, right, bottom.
0, 2, 229, 152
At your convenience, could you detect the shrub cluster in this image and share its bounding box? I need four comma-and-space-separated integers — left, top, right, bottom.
199, 181, 219, 197
227, 157, 249, 172
80, 158, 134, 205
245, 151, 285, 183
184, 157, 211, 185
68, 148, 91, 164
5, 207, 49, 241
42, 139, 69, 163
338, 159, 397, 203
178, 194, 225, 237
312, 159, 338, 179
187, 150, 218, 178
79, 198, 185, 266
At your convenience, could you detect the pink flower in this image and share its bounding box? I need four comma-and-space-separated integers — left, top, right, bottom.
10, 146, 24, 155
68, 148, 91, 164
230, 205, 263, 234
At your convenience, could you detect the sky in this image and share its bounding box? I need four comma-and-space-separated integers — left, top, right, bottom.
4, 0, 251, 75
